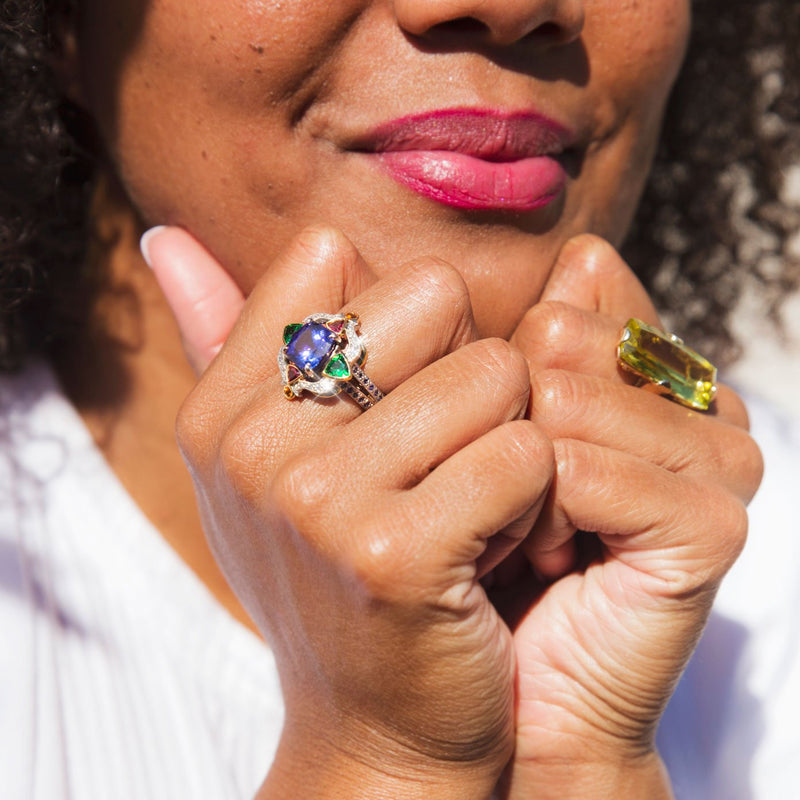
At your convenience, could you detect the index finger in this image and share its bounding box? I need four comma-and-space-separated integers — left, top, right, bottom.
201, 225, 378, 396
145, 224, 376, 381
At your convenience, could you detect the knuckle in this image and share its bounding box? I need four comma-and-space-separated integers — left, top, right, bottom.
516, 301, 579, 367
560, 232, 612, 257
292, 225, 355, 269
530, 369, 586, 426
349, 531, 408, 602
283, 225, 365, 304
727, 430, 764, 499
502, 419, 555, 479
557, 233, 621, 279
409, 255, 469, 298
175, 388, 217, 468
743, 435, 765, 497
712, 491, 750, 568
470, 337, 531, 405
268, 450, 336, 533
218, 414, 273, 503
702, 427, 764, 503
679, 484, 749, 586
402, 257, 473, 327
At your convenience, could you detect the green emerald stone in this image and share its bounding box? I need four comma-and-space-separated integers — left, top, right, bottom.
618, 318, 717, 411
322, 353, 351, 379
282, 323, 302, 344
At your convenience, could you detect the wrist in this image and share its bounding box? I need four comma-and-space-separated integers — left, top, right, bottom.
500, 751, 673, 800
259, 715, 505, 800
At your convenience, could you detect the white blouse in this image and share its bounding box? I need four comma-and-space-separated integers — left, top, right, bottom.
0, 363, 283, 800
659, 391, 800, 798
1, 362, 798, 799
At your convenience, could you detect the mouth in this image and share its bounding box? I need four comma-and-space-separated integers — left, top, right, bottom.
352, 108, 575, 212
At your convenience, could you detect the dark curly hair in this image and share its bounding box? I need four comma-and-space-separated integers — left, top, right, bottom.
1, 0, 799, 371
625, 0, 800, 365
0, 0, 96, 371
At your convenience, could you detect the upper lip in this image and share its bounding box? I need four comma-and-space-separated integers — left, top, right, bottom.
352, 107, 574, 161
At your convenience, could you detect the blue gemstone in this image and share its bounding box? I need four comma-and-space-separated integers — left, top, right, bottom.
286, 322, 337, 372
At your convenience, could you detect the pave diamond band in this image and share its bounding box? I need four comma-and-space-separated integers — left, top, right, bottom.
617, 318, 718, 411
342, 363, 384, 410
278, 312, 384, 410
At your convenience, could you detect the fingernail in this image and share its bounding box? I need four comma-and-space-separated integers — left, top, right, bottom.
139, 225, 167, 269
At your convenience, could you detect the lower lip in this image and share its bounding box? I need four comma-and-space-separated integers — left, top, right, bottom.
376, 150, 567, 211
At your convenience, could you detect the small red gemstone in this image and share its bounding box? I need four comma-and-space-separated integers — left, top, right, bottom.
287, 364, 302, 382
327, 319, 345, 334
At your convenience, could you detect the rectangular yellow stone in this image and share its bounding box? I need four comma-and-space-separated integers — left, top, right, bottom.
618, 319, 718, 410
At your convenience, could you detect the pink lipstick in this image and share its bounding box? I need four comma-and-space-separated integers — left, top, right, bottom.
358, 109, 573, 212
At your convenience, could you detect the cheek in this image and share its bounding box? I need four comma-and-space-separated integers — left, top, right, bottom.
79, 0, 355, 112
78, 0, 361, 227
579, 0, 690, 241
589, 0, 690, 118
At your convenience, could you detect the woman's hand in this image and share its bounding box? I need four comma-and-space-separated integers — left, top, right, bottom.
145, 227, 763, 798
499, 236, 763, 798
144, 226, 554, 799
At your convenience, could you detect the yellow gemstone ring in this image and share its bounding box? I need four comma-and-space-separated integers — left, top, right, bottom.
617, 318, 718, 411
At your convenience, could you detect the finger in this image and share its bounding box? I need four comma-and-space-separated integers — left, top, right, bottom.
541, 234, 661, 324
403, 418, 554, 583
266, 417, 553, 605
203, 225, 377, 393
514, 236, 661, 388
175, 226, 379, 468
512, 300, 625, 380
263, 340, 544, 603
529, 371, 762, 500
524, 439, 749, 596
525, 537, 578, 581
512, 301, 748, 426
142, 226, 246, 375
209, 240, 480, 405
329, 338, 532, 494
182, 256, 480, 477
330, 257, 479, 396
302, 340, 549, 586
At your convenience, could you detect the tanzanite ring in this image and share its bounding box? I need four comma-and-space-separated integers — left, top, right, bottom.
278, 312, 384, 411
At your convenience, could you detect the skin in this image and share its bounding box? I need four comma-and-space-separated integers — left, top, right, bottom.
75, 0, 687, 333
58, 0, 763, 797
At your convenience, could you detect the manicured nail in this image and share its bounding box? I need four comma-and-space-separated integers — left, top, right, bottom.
139, 225, 167, 268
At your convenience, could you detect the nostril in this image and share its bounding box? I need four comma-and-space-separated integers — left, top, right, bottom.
426, 16, 491, 38
394, 2, 585, 48
416, 16, 573, 48
535, 20, 584, 45
536, 22, 563, 40
440, 16, 488, 33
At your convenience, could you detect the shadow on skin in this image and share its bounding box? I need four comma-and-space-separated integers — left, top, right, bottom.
406, 18, 591, 87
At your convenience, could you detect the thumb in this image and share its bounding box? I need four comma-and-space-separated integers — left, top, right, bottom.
141, 226, 246, 374
541, 234, 661, 325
